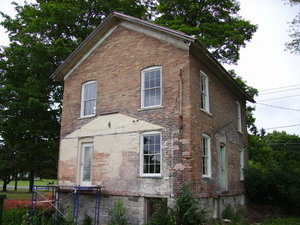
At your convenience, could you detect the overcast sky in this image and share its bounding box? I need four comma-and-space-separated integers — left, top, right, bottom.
1, 0, 299, 136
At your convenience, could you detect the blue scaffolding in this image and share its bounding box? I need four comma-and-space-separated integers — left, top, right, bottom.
31, 185, 102, 225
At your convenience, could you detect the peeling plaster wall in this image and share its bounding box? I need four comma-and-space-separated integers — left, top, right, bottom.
58, 113, 171, 197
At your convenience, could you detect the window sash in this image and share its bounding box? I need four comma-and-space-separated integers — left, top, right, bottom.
81, 143, 93, 184
236, 102, 242, 132
239, 149, 244, 181
141, 132, 162, 176
81, 81, 97, 117
142, 67, 162, 108
200, 72, 209, 112
202, 135, 211, 178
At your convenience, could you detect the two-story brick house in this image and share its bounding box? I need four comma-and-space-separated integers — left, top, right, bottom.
51, 11, 254, 224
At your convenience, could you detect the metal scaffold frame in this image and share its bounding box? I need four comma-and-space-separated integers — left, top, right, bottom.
31, 185, 102, 225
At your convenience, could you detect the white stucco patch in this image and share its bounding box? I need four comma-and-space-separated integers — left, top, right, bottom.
66, 113, 163, 139
60, 138, 78, 160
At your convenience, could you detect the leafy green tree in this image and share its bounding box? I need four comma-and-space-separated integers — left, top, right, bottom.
245, 131, 300, 209
0, 141, 16, 191
155, 0, 257, 64
285, 0, 300, 54
0, 0, 148, 192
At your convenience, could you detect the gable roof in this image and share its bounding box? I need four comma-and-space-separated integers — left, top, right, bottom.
51, 11, 255, 103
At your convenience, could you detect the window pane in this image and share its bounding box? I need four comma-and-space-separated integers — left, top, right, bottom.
82, 146, 92, 182
155, 164, 160, 173
144, 164, 149, 174
150, 165, 154, 173
155, 88, 161, 105
155, 70, 160, 86
150, 76, 155, 88
149, 89, 156, 106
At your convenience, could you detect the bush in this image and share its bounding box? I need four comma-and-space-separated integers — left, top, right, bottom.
221, 204, 249, 225
3, 208, 56, 225
108, 200, 129, 225
147, 185, 208, 225
146, 199, 170, 225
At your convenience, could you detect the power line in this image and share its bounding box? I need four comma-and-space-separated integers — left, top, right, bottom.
255, 102, 300, 111
259, 87, 300, 95
257, 94, 300, 102
260, 84, 300, 92
264, 124, 300, 130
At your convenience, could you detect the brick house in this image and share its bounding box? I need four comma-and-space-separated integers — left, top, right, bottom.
51, 11, 254, 224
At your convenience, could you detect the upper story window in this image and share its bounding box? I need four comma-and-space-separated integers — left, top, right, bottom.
140, 132, 162, 177
81, 81, 97, 117
200, 71, 210, 112
202, 134, 211, 178
239, 149, 245, 181
236, 101, 242, 132
141, 66, 162, 108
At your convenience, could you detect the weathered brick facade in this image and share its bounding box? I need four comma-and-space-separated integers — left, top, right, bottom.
53, 12, 253, 224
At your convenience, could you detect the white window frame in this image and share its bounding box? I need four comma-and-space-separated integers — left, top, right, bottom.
80, 81, 97, 117
202, 134, 212, 178
200, 71, 210, 112
140, 131, 162, 177
239, 148, 245, 181
141, 66, 162, 109
81, 143, 93, 186
236, 101, 242, 132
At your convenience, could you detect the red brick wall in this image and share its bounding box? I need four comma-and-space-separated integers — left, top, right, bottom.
187, 54, 247, 197
61, 25, 189, 137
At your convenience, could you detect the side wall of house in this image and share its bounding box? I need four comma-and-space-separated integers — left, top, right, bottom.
188, 53, 248, 216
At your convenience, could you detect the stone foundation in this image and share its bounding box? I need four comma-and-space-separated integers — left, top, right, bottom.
58, 192, 246, 225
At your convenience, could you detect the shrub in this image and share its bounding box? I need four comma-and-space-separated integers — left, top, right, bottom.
108, 200, 129, 225
146, 199, 170, 225
174, 185, 207, 225
147, 185, 208, 225
222, 204, 248, 225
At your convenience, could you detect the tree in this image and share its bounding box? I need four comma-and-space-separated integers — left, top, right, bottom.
245, 131, 300, 209
0, 141, 16, 191
285, 0, 300, 54
155, 0, 257, 64
0, 0, 148, 192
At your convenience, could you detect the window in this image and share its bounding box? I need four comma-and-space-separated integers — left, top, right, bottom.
140, 132, 162, 176
236, 101, 242, 132
81, 81, 97, 117
202, 134, 211, 178
81, 143, 93, 185
200, 71, 209, 112
141, 67, 162, 108
239, 149, 244, 181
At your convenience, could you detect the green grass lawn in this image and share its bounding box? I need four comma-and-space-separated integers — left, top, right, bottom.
0, 179, 57, 187
0, 179, 57, 200
262, 217, 300, 225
